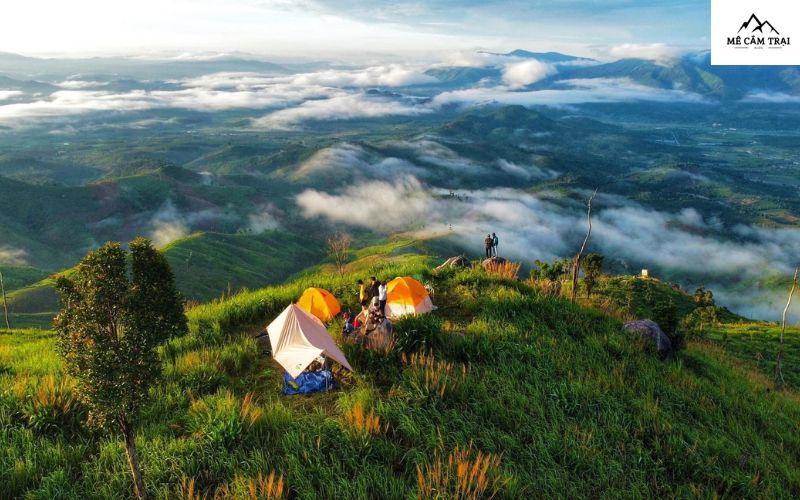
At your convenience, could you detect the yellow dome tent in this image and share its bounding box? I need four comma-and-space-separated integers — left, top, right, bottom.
385, 276, 434, 319
296, 287, 341, 322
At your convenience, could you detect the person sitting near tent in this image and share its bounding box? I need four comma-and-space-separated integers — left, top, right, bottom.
484, 233, 493, 258
378, 280, 388, 315
341, 311, 355, 338
364, 296, 385, 335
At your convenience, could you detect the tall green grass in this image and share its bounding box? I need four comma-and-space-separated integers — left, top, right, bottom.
1, 253, 799, 498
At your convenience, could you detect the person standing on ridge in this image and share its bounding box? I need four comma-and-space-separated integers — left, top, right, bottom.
484, 234, 493, 258
492, 232, 499, 257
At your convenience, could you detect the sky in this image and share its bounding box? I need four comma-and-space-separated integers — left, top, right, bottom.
0, 0, 710, 59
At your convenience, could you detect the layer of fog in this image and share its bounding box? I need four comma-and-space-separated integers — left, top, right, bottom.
296, 175, 800, 322
0, 246, 28, 266
292, 141, 559, 183
433, 78, 708, 108
1, 57, 710, 129
147, 200, 281, 247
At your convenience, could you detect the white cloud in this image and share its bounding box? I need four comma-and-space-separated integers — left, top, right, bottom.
432, 51, 508, 68
0, 90, 23, 101
433, 77, 708, 107
247, 204, 280, 233
297, 176, 434, 231
496, 158, 558, 181
0, 246, 28, 266
606, 43, 681, 64
502, 59, 556, 87
57, 80, 109, 89
294, 143, 427, 180
288, 64, 437, 87
149, 201, 190, 247
741, 91, 800, 104
0, 84, 342, 126
295, 176, 800, 321
252, 93, 429, 129
147, 200, 241, 247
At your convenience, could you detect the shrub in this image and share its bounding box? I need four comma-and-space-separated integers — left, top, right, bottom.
19, 376, 86, 437
652, 298, 678, 337
416, 443, 505, 499
185, 390, 263, 446
170, 350, 227, 394
394, 315, 443, 353
484, 261, 521, 280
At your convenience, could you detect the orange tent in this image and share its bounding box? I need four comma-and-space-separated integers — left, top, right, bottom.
296, 287, 341, 322
385, 276, 434, 319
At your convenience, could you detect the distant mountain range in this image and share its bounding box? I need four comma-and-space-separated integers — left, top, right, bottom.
480, 49, 597, 64
0, 52, 327, 80
426, 50, 800, 99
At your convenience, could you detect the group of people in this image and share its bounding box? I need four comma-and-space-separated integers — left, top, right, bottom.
343, 276, 389, 337
484, 232, 500, 258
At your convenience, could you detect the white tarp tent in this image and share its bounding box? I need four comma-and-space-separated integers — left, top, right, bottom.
267, 303, 353, 378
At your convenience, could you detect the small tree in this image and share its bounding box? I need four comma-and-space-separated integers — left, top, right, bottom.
327, 233, 353, 277
582, 253, 604, 298
693, 287, 714, 307
531, 258, 568, 296
54, 239, 187, 500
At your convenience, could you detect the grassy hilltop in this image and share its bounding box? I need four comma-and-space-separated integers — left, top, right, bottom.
1, 241, 799, 498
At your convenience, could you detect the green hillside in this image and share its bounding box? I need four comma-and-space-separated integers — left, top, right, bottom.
3, 230, 330, 328
1, 244, 799, 497
162, 231, 325, 302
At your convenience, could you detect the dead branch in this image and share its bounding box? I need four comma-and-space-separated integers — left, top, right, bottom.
571, 188, 598, 304
776, 267, 798, 389
0, 270, 9, 330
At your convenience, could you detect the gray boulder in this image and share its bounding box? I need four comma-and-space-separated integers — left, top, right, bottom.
436, 256, 470, 271
623, 319, 674, 360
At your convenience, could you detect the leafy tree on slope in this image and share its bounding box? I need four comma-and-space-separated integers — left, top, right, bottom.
54, 238, 187, 500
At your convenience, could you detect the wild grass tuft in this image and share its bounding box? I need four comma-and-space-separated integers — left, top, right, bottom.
179, 471, 285, 499
402, 350, 468, 399
185, 390, 263, 446
416, 442, 505, 499
394, 315, 443, 353
15, 375, 85, 436
343, 403, 388, 438
484, 260, 521, 280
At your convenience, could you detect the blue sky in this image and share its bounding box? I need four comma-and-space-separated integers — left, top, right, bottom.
0, 0, 710, 58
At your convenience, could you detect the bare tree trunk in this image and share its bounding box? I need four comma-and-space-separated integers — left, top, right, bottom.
327, 233, 352, 277
776, 267, 798, 389
571, 189, 598, 304
0, 270, 10, 330
121, 417, 148, 500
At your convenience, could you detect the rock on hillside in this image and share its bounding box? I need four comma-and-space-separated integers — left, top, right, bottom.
624, 319, 674, 360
